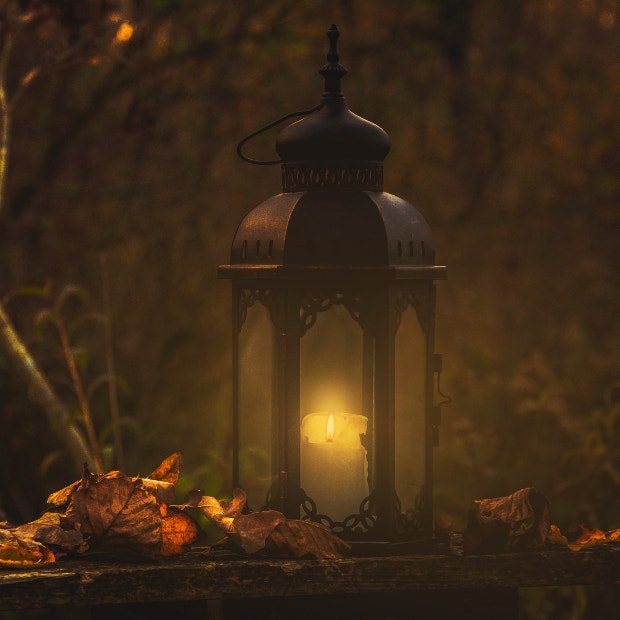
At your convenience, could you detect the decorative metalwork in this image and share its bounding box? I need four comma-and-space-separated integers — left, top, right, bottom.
282, 163, 384, 192
394, 289, 432, 335
299, 488, 378, 536
299, 487, 424, 538
299, 291, 366, 336
237, 288, 277, 331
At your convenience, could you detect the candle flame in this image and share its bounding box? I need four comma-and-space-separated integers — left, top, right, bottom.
326, 413, 335, 443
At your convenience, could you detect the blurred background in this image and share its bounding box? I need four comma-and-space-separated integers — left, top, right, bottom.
1, 0, 619, 552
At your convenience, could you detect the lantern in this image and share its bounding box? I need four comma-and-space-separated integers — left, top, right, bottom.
219, 25, 447, 542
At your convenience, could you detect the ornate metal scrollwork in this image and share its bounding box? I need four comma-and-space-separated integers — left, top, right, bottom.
394, 288, 432, 335
299, 488, 377, 536
299, 487, 424, 539
282, 163, 384, 192
299, 291, 365, 336
237, 288, 277, 331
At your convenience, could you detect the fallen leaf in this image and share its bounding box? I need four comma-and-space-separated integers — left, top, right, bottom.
229, 510, 287, 554
547, 524, 570, 547
463, 487, 550, 553
12, 512, 87, 554
47, 454, 182, 510
265, 519, 351, 559
64, 466, 165, 558
47, 479, 81, 508
140, 478, 175, 505
179, 488, 349, 558
148, 453, 182, 484
0, 527, 55, 568
160, 505, 200, 557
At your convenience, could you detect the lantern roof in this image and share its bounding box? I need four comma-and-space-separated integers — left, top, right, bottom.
219, 25, 446, 282
276, 25, 390, 165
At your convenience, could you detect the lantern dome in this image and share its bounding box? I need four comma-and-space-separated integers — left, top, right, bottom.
220, 24, 446, 282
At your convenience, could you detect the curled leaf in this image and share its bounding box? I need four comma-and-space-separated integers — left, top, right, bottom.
549, 524, 620, 551
47, 479, 81, 508
0, 528, 55, 568
65, 469, 163, 558
265, 520, 351, 559
160, 505, 200, 557
179, 489, 349, 558
463, 487, 550, 554
12, 512, 86, 554
148, 453, 182, 484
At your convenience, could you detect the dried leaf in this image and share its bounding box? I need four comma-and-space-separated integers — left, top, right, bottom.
12, 512, 87, 554
148, 453, 182, 484
0, 528, 55, 568
140, 479, 175, 505
463, 487, 550, 553
65, 468, 163, 558
265, 520, 351, 559
179, 489, 349, 558
160, 505, 200, 557
547, 524, 570, 547
229, 511, 287, 554
47, 479, 81, 508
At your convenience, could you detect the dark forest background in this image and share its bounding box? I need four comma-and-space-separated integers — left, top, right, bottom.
1, 0, 619, 567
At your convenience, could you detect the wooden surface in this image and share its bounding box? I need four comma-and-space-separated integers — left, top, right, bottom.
1, 546, 619, 610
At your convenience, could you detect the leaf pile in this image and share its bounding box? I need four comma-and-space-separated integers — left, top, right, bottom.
179, 487, 351, 560
0, 454, 350, 569
1, 453, 199, 567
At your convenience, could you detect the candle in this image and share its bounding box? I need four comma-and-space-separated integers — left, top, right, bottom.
300, 411, 369, 522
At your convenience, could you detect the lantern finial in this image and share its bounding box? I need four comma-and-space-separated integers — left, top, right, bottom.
319, 24, 347, 96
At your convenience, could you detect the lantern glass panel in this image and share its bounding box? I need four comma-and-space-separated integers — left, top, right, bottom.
394, 305, 427, 516
299, 301, 370, 522
238, 298, 275, 510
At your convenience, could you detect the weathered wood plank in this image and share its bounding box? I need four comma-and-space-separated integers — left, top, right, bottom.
0, 547, 619, 610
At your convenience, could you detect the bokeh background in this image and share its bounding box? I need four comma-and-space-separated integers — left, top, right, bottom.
1, 0, 619, 558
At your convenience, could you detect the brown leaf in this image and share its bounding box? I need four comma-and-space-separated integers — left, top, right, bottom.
65, 468, 163, 559
48, 455, 180, 509
265, 520, 351, 559
47, 479, 81, 508
12, 512, 87, 554
547, 524, 570, 547
148, 453, 183, 484
0, 527, 55, 568
179, 489, 349, 558
140, 479, 175, 505
177, 488, 247, 523
160, 505, 200, 557
178, 488, 283, 554
463, 487, 550, 554
229, 511, 287, 554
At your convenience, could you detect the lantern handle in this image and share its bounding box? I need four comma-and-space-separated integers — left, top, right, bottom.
236, 104, 323, 165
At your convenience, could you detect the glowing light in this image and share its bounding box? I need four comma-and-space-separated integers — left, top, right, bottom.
325, 413, 335, 443
115, 22, 135, 43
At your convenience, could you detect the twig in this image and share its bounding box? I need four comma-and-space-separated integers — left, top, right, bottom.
0, 10, 95, 471
54, 315, 104, 473
0, 304, 92, 469
0, 28, 12, 218
100, 252, 125, 472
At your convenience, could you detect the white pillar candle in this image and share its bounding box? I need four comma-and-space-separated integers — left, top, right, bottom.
300, 411, 369, 523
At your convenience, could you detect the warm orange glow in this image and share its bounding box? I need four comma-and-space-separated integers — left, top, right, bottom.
115, 22, 135, 43
325, 413, 335, 443
574, 524, 607, 548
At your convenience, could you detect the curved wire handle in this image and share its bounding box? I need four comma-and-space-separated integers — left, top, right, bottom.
236, 104, 323, 165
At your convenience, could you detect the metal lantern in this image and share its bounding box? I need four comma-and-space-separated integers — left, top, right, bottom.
219, 25, 447, 542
